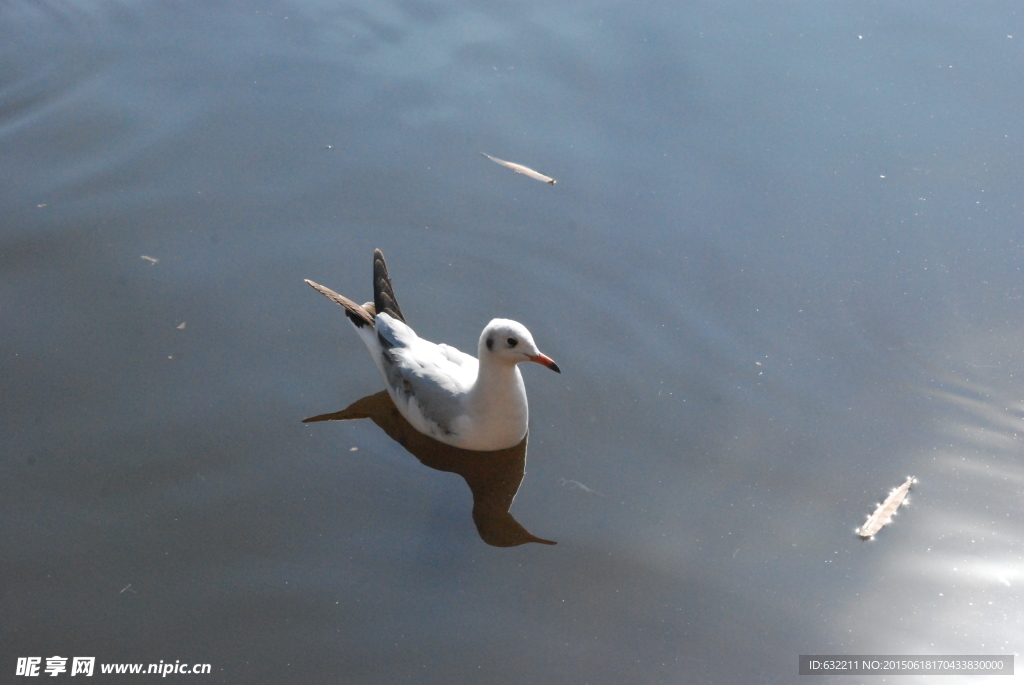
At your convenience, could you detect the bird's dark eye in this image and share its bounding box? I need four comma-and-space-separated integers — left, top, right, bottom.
486, 337, 494, 351
507, 337, 518, 347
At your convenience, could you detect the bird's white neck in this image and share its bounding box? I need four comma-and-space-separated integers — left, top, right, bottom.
466, 356, 528, 448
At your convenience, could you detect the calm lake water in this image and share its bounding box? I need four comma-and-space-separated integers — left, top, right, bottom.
3, 1, 1023, 682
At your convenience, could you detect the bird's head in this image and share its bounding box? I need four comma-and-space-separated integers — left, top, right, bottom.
479, 319, 560, 373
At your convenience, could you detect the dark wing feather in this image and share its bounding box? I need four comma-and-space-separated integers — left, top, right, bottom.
373, 249, 406, 323
304, 279, 375, 328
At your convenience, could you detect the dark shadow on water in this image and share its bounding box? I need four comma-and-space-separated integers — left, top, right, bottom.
303, 391, 556, 548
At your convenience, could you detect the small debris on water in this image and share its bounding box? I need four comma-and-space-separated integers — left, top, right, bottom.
349, 447, 358, 451
141, 255, 159, 264
481, 153, 556, 184
558, 478, 605, 496
120, 584, 136, 594
37, 204, 47, 208
177, 322, 186, 329
858, 476, 916, 539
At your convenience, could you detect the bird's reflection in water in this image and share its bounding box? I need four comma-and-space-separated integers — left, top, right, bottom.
304, 391, 555, 547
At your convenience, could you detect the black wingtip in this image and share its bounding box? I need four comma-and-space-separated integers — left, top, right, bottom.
373, 249, 406, 324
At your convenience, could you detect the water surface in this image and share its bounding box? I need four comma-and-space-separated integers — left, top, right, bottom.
3, 1, 1023, 682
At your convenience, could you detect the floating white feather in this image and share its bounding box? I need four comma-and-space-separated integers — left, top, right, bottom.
858, 476, 916, 539
481, 153, 556, 184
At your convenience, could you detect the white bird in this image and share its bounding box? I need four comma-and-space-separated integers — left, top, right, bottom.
305, 250, 560, 451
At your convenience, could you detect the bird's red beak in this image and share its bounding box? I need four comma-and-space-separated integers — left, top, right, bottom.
529, 353, 561, 373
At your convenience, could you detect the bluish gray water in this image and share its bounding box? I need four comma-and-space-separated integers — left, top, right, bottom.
3, 1, 1022, 682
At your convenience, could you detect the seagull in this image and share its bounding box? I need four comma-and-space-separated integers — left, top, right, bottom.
305, 250, 560, 451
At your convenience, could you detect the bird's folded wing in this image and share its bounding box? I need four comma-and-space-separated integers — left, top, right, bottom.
387, 349, 468, 432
